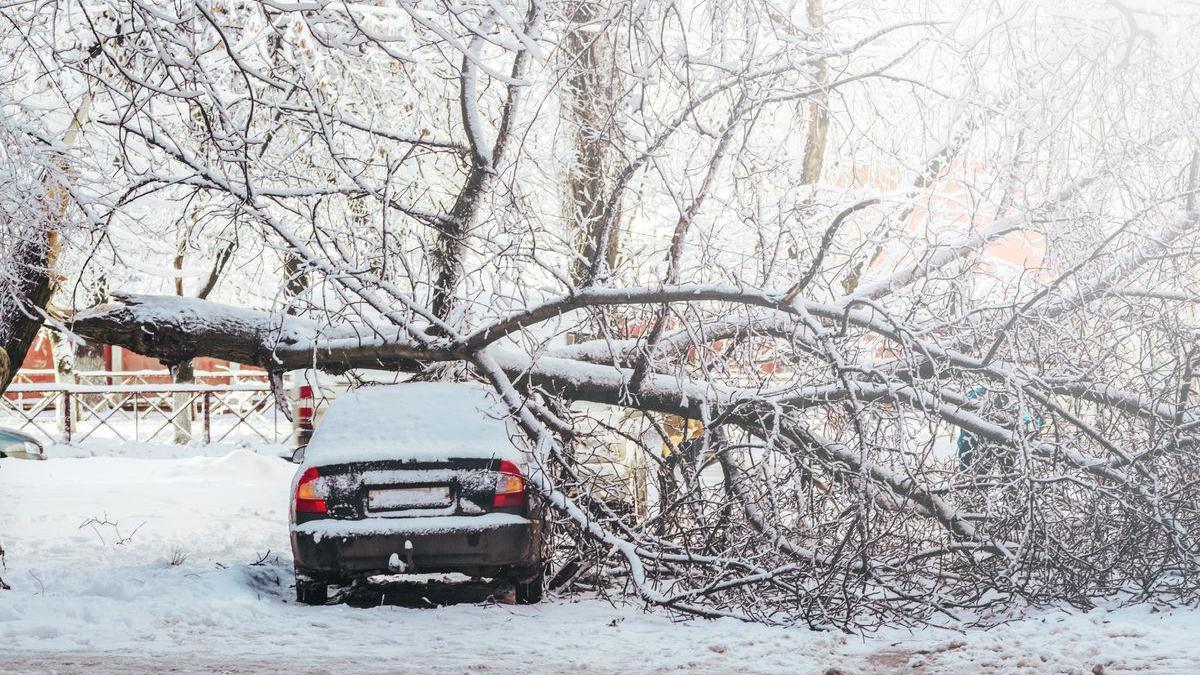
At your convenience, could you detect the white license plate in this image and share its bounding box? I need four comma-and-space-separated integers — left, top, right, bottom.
368, 486, 451, 510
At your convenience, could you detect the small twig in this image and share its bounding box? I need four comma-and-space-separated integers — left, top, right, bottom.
115, 522, 145, 546
27, 570, 44, 595
78, 513, 145, 547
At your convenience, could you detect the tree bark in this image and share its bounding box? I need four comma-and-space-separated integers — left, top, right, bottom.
565, 0, 623, 287
0, 245, 54, 391
70, 293, 437, 375
799, 0, 828, 186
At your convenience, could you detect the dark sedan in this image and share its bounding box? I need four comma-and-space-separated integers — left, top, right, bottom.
289, 383, 549, 606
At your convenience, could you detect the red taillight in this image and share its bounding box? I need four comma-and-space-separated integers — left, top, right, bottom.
492, 460, 526, 508
297, 385, 314, 430
295, 466, 326, 513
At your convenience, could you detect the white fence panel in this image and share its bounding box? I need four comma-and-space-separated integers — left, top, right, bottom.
0, 381, 292, 446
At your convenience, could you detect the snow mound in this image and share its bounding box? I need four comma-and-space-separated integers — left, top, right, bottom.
203, 448, 287, 475
167, 448, 291, 481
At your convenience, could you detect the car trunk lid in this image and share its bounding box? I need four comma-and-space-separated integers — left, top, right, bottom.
315, 458, 502, 520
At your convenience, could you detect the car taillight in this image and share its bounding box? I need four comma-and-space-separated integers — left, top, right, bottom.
297, 385, 314, 431
295, 466, 327, 513
492, 460, 526, 508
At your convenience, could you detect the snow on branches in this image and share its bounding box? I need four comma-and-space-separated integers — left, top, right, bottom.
5, 0, 1200, 628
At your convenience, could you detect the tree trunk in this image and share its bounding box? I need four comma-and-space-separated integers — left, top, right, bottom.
565, 0, 623, 287
0, 235, 57, 391
172, 359, 194, 444
798, 0, 828, 187
47, 329, 75, 439
283, 252, 308, 316
430, 167, 488, 321
0, 92, 94, 390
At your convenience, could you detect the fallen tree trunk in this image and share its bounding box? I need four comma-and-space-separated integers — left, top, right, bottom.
71, 292, 440, 373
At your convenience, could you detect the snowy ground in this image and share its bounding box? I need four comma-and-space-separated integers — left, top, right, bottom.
2, 445, 1200, 674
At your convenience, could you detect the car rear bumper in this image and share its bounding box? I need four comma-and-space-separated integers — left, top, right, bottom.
291, 513, 538, 580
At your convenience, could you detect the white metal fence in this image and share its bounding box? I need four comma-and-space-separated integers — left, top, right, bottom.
11, 368, 272, 387
1, 378, 292, 445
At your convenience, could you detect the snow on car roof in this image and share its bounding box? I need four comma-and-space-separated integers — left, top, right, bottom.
303, 382, 526, 465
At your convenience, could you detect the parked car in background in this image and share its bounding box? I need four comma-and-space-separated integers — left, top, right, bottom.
0, 428, 45, 460
288, 383, 550, 606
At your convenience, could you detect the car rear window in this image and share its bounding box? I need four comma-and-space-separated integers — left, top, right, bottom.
302, 382, 526, 465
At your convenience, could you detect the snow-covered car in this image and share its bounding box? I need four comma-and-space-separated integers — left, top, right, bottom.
0, 428, 45, 460
288, 383, 550, 606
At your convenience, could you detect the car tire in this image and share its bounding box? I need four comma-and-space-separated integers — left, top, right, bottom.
296, 579, 328, 605
513, 564, 545, 605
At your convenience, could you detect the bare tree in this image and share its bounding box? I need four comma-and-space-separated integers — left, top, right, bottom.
4, 0, 1199, 628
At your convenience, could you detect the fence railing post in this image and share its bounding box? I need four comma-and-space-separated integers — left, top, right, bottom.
203, 391, 212, 444
62, 390, 72, 443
